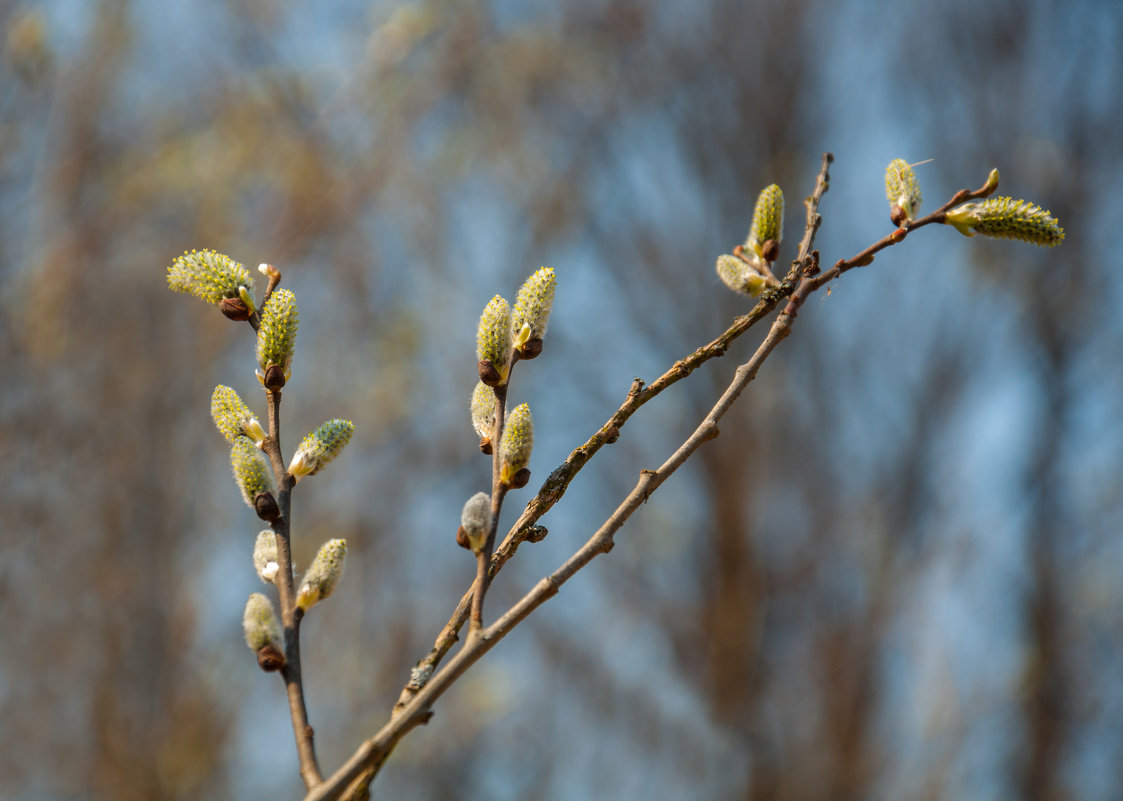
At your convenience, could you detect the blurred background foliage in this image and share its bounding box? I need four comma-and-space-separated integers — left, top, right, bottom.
2, 0, 1122, 799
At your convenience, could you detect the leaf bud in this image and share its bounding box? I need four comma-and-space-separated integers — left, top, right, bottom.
984, 167, 1000, 194
211, 385, 267, 446
476, 296, 512, 386
944, 196, 1064, 247
296, 538, 347, 612
255, 288, 298, 389
288, 419, 354, 482
458, 492, 492, 553
499, 403, 534, 486
511, 267, 556, 359
167, 249, 255, 308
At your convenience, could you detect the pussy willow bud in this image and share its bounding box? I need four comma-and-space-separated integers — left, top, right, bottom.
288, 419, 354, 482
511, 267, 556, 358
243, 593, 284, 671
231, 435, 274, 508
944, 197, 1064, 247
499, 403, 534, 486
253, 530, 280, 584
211, 385, 267, 447
477, 295, 513, 386
458, 492, 492, 553
746, 184, 784, 257
167, 249, 255, 308
885, 159, 922, 224
296, 538, 347, 612
716, 254, 769, 298
256, 288, 298, 390
470, 381, 498, 452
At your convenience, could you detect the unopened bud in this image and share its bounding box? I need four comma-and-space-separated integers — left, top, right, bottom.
243, 593, 284, 671
470, 381, 498, 451
459, 492, 492, 553
984, 168, 1000, 194
253, 530, 280, 583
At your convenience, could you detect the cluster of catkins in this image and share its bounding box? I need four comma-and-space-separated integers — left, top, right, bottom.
168, 254, 354, 670
716, 160, 1063, 299
459, 267, 557, 554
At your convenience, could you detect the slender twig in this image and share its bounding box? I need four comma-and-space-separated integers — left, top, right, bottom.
470, 382, 508, 634
261, 389, 323, 789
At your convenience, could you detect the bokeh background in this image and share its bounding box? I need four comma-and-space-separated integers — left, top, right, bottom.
3, 1, 1122, 799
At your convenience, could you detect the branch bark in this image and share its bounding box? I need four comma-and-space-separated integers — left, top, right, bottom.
262, 388, 323, 789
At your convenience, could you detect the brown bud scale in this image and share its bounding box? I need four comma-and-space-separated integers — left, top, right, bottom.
220, 297, 252, 321
254, 492, 281, 522
517, 338, 543, 360
478, 359, 502, 387
257, 644, 285, 672
263, 364, 287, 391
509, 467, 532, 489
760, 239, 780, 263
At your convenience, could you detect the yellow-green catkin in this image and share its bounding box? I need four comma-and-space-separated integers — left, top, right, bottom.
511, 267, 557, 352
460, 492, 492, 553
477, 295, 513, 384
253, 530, 280, 584
470, 381, 498, 441
296, 539, 347, 612
167, 250, 254, 305
256, 288, 298, 381
715, 254, 769, 297
243, 592, 282, 652
231, 435, 273, 507
885, 159, 922, 222
211, 385, 266, 446
747, 184, 784, 254
944, 196, 1065, 247
499, 403, 534, 485
289, 419, 354, 481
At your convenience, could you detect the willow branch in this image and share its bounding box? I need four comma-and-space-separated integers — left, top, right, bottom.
342, 154, 992, 799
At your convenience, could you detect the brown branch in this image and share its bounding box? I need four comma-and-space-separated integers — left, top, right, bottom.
469, 381, 508, 635
391, 153, 836, 716
322, 154, 997, 799
261, 389, 323, 789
